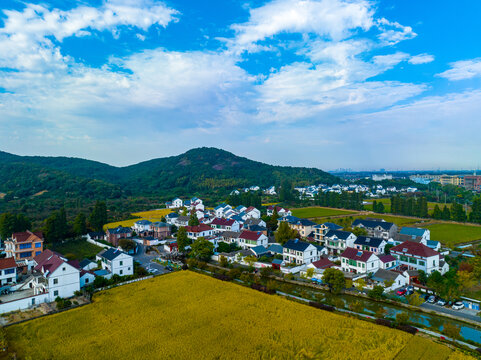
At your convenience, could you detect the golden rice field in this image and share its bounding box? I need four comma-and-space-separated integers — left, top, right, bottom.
394, 336, 471, 360
103, 208, 172, 230
4, 271, 475, 360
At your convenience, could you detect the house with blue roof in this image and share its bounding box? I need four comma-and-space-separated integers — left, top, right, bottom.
323, 230, 357, 255
399, 227, 430, 241
96, 248, 134, 277
352, 219, 397, 240
312, 222, 343, 243
353, 236, 386, 255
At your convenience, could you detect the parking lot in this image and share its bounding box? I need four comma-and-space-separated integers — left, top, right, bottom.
420, 302, 480, 322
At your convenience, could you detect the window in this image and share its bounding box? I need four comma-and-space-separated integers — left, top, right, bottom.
128, 267, 131, 271
53, 278, 58, 284
120, 261, 123, 266
433, 260, 435, 266
120, 270, 123, 275
20, 252, 32, 258
19, 243, 32, 249
35, 242, 42, 248
409, 258, 417, 264
419, 261, 425, 266
85, 278, 89, 284
35, 251, 41, 256
54, 290, 59, 296
4, 268, 14, 275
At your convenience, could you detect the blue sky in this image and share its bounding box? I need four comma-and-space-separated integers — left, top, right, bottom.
0, 0, 480, 171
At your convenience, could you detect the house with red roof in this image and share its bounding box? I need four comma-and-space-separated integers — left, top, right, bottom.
267, 206, 292, 217
210, 218, 240, 233
379, 254, 398, 270
185, 224, 214, 240
238, 230, 268, 249
33, 249, 80, 301
302, 256, 336, 279
390, 241, 449, 275
340, 247, 380, 274
0, 257, 17, 286
5, 231, 44, 261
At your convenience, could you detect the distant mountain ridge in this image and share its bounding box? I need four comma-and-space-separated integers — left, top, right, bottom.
0, 147, 338, 199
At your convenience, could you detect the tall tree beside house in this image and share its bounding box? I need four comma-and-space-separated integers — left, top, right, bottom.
73, 212, 87, 236
322, 268, 346, 294
279, 179, 295, 202
176, 227, 189, 252
352, 227, 368, 237
275, 221, 299, 245
190, 236, 214, 261
89, 201, 107, 232
188, 211, 199, 226
0, 212, 31, 240
470, 197, 481, 224
44, 208, 69, 243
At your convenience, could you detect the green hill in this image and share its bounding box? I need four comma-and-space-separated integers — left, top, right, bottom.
0, 147, 337, 200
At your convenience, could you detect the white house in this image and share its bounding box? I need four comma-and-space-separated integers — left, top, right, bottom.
33, 250, 80, 301
96, 248, 134, 277
185, 224, 214, 240
267, 206, 292, 217
378, 254, 398, 270
237, 230, 268, 249
340, 247, 380, 274
301, 257, 336, 279
372, 269, 408, 291
353, 236, 386, 255
283, 239, 320, 265
0, 258, 17, 286
214, 204, 232, 218
244, 207, 261, 219
390, 241, 449, 275
399, 227, 430, 241
133, 220, 152, 233
323, 230, 357, 255
210, 218, 240, 233
172, 198, 183, 208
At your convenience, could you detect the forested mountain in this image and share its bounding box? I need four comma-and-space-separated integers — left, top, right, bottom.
0, 147, 338, 200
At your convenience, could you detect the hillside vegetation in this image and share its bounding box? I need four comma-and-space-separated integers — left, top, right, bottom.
0, 147, 337, 200
4, 271, 473, 360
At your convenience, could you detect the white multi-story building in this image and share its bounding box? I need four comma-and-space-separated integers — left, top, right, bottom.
283, 239, 320, 265
97, 248, 134, 277
0, 258, 17, 286
323, 230, 357, 255
390, 241, 449, 275
340, 247, 380, 274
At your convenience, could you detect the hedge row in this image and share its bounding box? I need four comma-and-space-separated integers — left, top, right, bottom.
308, 301, 335, 312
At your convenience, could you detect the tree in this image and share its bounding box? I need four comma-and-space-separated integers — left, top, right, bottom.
451, 202, 467, 222
305, 268, 315, 278
443, 323, 461, 341
432, 204, 442, 220
176, 227, 189, 252
244, 255, 257, 267
417, 270, 428, 285
89, 201, 107, 232
441, 205, 451, 221
181, 208, 188, 216
375, 307, 387, 319
44, 208, 69, 243
275, 221, 298, 245
355, 278, 366, 292
368, 285, 385, 299
427, 271, 444, 295
469, 197, 481, 224
188, 211, 199, 226
190, 237, 214, 261
349, 301, 363, 313
119, 238, 136, 252
406, 293, 424, 306
322, 268, 346, 294
352, 227, 368, 237
384, 243, 394, 255
395, 312, 409, 325
457, 270, 475, 293
0, 212, 31, 240
73, 212, 87, 236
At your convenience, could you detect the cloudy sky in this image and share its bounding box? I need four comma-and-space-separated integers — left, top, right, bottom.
0, 0, 480, 171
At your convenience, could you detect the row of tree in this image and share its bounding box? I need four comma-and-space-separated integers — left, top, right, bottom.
0, 212, 32, 240
226, 191, 262, 208
314, 191, 363, 211
431, 203, 467, 222
389, 195, 428, 218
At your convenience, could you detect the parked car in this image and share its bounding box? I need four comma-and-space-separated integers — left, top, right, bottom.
165, 266, 173, 272
396, 288, 407, 296
452, 301, 465, 310
436, 299, 447, 306
427, 295, 436, 303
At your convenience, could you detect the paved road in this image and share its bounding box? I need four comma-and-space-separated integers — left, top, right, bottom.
133, 245, 168, 275
420, 302, 480, 323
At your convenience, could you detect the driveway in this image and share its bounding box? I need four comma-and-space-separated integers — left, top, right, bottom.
420, 302, 480, 323
133, 244, 168, 275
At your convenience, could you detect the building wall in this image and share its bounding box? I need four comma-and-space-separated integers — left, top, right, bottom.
0, 293, 49, 314
48, 264, 80, 301
0, 268, 16, 285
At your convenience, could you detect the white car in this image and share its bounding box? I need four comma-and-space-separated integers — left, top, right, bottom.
452, 302, 465, 310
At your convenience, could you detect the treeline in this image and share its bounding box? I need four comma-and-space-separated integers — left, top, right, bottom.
390, 195, 428, 218
314, 191, 363, 211
226, 191, 262, 208
0, 201, 109, 243
431, 203, 468, 222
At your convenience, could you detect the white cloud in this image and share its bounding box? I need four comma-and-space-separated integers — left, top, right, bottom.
408, 53, 435, 65
0, 0, 178, 71
437, 58, 481, 80
376, 18, 416, 45
230, 0, 374, 53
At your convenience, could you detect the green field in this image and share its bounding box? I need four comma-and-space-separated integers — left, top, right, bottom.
291, 206, 358, 218
423, 223, 481, 247
47, 238, 103, 260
